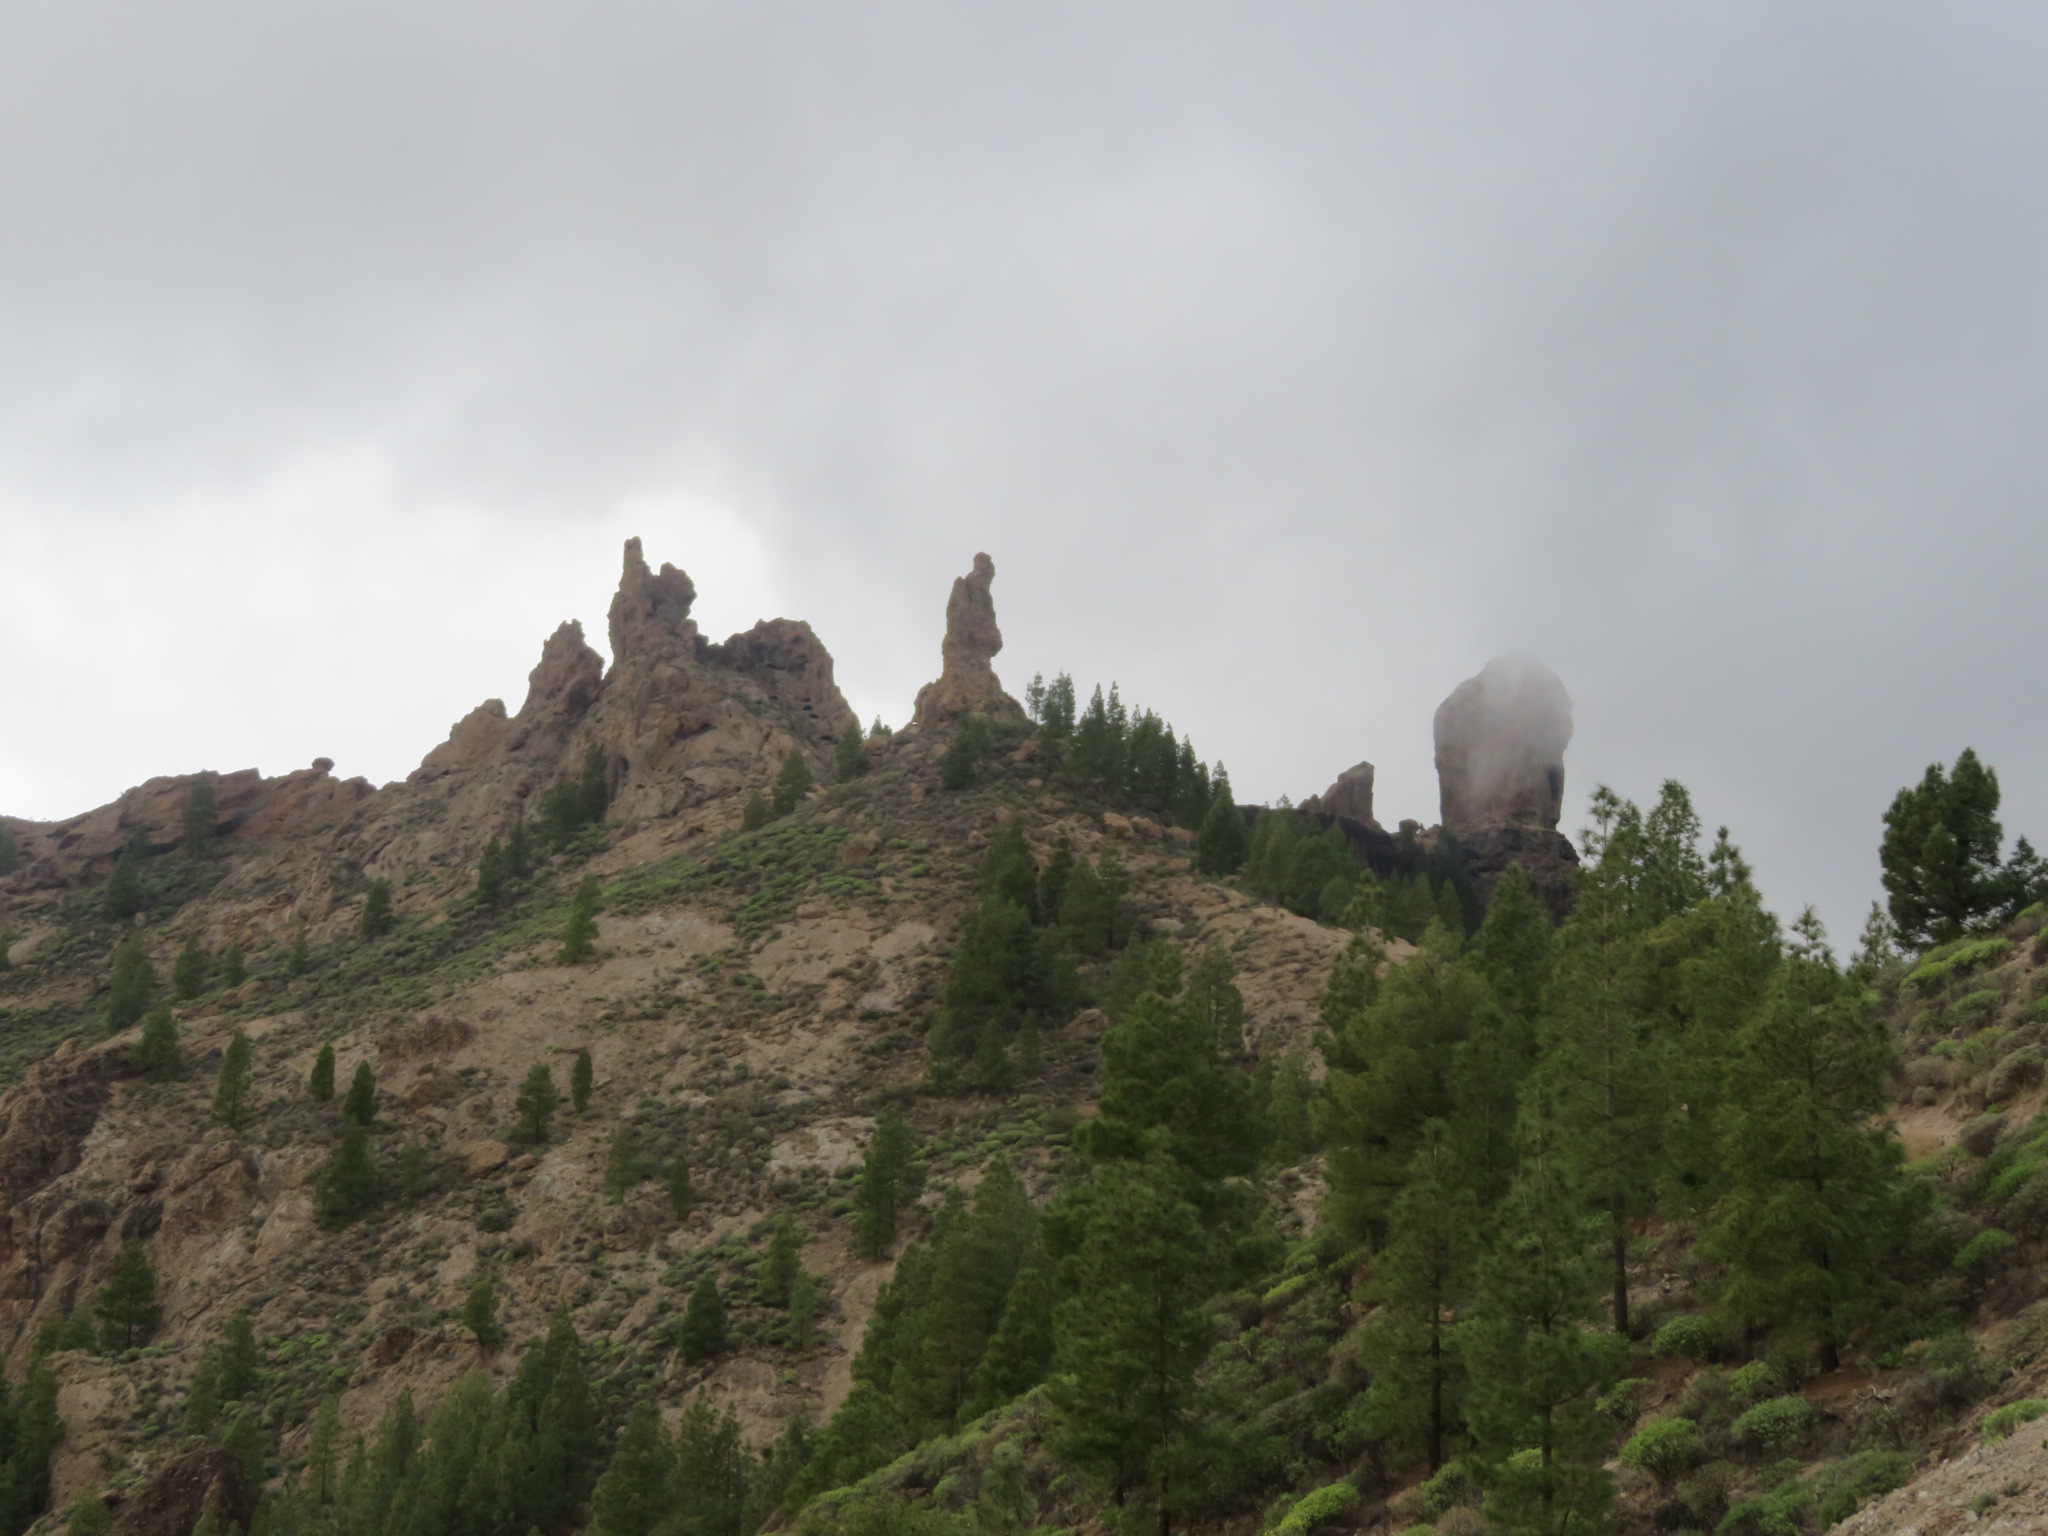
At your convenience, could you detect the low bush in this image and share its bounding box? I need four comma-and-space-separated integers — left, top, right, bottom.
1954, 1228, 2017, 1273
1618, 1416, 1703, 1486
1266, 1482, 1357, 1536
1981, 1398, 2048, 1441
1807, 1451, 1912, 1527
1728, 1360, 1785, 1405
1731, 1395, 1816, 1455
1652, 1313, 1732, 1363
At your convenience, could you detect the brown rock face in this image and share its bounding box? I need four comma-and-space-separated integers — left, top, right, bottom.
912, 553, 1025, 727
1301, 761, 1378, 828
110, 1444, 256, 1536
1433, 655, 1578, 915
1433, 655, 1573, 834
408, 537, 859, 825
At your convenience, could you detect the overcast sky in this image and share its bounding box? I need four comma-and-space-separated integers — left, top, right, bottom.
4, 2, 2045, 940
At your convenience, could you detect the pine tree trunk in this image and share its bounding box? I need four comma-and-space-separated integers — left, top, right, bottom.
1427, 1312, 1444, 1473
1611, 1202, 1630, 1337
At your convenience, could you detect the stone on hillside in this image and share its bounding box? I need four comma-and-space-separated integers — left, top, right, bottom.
1301, 760, 1378, 827
911, 553, 1025, 727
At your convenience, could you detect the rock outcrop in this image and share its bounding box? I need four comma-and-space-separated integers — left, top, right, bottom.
0, 762, 372, 892
411, 537, 859, 822
1434, 654, 1573, 834
1432, 655, 1578, 912
1300, 761, 1378, 828
911, 554, 1024, 728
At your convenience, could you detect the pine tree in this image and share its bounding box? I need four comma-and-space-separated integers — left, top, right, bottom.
558, 875, 600, 965
1191, 773, 1249, 876
103, 835, 145, 920
772, 747, 814, 816
217, 1310, 259, 1400
741, 791, 771, 832
1882, 748, 2012, 945
680, 1275, 730, 1362
854, 1108, 917, 1259
1181, 941, 1247, 1058
219, 941, 245, 988
571, 1047, 594, 1112
966, 1251, 1057, 1418
94, 1241, 160, 1350
516, 1063, 560, 1143
221, 1409, 265, 1488
132, 1004, 185, 1082
171, 937, 208, 1000
1082, 989, 1263, 1186
1461, 1135, 1624, 1536
939, 714, 992, 791
288, 930, 312, 976
105, 934, 155, 1033
505, 812, 532, 877
1319, 925, 1503, 1245
476, 837, 508, 907
1354, 1124, 1480, 1472
589, 1401, 673, 1536
1056, 855, 1115, 957
360, 878, 393, 939
308, 1043, 336, 1102
672, 1397, 751, 1536
210, 1029, 254, 1131
0, 824, 18, 876
462, 1275, 504, 1349
580, 742, 611, 825
1047, 1160, 1220, 1535
313, 1122, 379, 1227
304, 1393, 340, 1504
1706, 912, 1909, 1372
603, 1127, 640, 1202
761, 1215, 804, 1308
664, 1157, 696, 1221
835, 728, 869, 784
1523, 788, 1663, 1334
182, 775, 217, 857
336, 1060, 375, 1125
182, 1355, 223, 1438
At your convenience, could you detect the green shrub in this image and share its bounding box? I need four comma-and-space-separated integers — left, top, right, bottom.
1981, 1398, 2048, 1441
1653, 1313, 1732, 1363
1266, 1482, 1357, 1536
1419, 1460, 1481, 1519
1954, 1228, 2017, 1273
1987, 1046, 2046, 1102
1909, 938, 2012, 990
1955, 988, 2006, 1027
1728, 1360, 1783, 1405
1619, 1417, 1704, 1486
1731, 1395, 1815, 1455
1807, 1451, 1911, 1527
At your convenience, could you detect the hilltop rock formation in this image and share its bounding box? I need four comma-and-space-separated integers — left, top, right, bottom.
1434, 654, 1573, 834
1432, 655, 1578, 911
412, 537, 858, 822
0, 762, 372, 891
911, 553, 1025, 728
1300, 761, 1378, 828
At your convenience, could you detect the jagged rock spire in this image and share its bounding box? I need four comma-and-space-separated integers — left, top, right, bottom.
912, 553, 1025, 727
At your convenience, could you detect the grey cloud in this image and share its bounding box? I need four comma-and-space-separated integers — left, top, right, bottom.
3, 1, 2046, 938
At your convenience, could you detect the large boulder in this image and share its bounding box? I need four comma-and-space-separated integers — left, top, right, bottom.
1432, 656, 1578, 916
1301, 761, 1378, 828
911, 553, 1025, 727
1433, 655, 1573, 834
